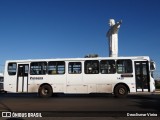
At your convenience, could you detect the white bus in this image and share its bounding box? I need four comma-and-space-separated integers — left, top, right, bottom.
3, 56, 156, 97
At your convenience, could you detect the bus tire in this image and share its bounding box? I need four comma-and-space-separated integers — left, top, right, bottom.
38, 85, 53, 98
114, 84, 128, 98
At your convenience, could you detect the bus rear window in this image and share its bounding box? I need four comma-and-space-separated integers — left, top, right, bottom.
8, 63, 17, 75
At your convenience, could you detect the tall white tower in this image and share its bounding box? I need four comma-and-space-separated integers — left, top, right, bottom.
107, 19, 122, 57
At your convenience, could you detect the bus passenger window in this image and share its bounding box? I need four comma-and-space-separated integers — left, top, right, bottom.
85, 60, 99, 74
48, 61, 65, 75
68, 62, 81, 74
30, 62, 47, 75
117, 60, 133, 73
8, 63, 17, 75
0, 77, 3, 82
100, 60, 116, 74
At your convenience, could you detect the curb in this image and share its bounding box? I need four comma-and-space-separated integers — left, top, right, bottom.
155, 89, 160, 93
155, 91, 160, 93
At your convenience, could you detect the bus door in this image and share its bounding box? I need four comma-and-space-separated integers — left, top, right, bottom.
17, 64, 29, 92
135, 61, 150, 92
66, 62, 85, 93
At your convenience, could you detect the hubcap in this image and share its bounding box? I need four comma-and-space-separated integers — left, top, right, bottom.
119, 88, 125, 95
42, 88, 48, 95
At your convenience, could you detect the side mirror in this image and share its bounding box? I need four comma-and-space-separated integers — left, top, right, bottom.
150, 61, 156, 71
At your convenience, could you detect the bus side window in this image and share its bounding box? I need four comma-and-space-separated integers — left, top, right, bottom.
117, 59, 133, 73
68, 62, 81, 74
0, 77, 3, 82
85, 60, 99, 74
48, 61, 65, 75
30, 62, 47, 75
100, 60, 116, 74
8, 63, 17, 75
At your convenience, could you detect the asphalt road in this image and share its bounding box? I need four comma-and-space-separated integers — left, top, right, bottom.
0, 93, 160, 119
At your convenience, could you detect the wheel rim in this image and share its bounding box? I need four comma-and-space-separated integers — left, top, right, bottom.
42, 88, 49, 95
119, 88, 125, 95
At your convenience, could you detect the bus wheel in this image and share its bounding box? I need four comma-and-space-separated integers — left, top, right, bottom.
114, 84, 128, 98
38, 85, 53, 98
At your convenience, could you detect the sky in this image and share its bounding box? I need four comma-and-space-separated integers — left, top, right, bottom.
0, 0, 160, 79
